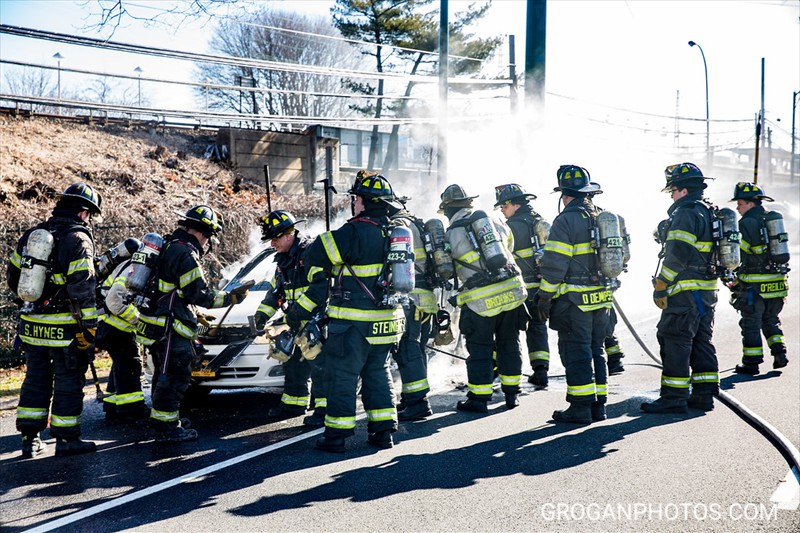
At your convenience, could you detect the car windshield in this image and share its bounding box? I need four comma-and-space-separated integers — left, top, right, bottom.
222, 247, 277, 292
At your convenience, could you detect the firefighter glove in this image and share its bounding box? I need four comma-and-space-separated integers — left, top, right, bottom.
652, 278, 669, 310
284, 305, 302, 331
197, 314, 213, 328
75, 327, 96, 352
229, 290, 249, 305
254, 311, 269, 330
533, 292, 553, 321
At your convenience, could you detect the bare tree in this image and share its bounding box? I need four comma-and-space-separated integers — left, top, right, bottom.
196, 6, 364, 120
1, 66, 55, 98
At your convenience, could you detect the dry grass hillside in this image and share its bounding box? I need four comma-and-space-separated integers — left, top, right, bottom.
0, 113, 340, 363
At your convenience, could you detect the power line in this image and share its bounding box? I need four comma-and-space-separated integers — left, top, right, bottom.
0, 25, 510, 87
121, 0, 488, 64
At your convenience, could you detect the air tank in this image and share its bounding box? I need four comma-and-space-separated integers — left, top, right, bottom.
17, 228, 54, 303
716, 207, 741, 270
423, 218, 454, 281
126, 233, 164, 293
596, 211, 625, 278
96, 237, 141, 280
388, 225, 415, 293
764, 211, 790, 265
469, 210, 507, 271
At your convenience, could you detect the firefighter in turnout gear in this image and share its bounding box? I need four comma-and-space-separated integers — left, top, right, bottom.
390, 196, 435, 422
642, 163, 719, 414
97, 251, 149, 422
303, 174, 405, 452
536, 166, 611, 424
495, 183, 551, 389
139, 206, 249, 442
8, 183, 102, 457
254, 210, 327, 423
440, 184, 528, 413
728, 182, 790, 375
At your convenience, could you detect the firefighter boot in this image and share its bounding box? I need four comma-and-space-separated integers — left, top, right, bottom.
528, 368, 548, 389
773, 352, 789, 369
734, 363, 760, 375
607, 357, 625, 375
21, 433, 46, 459
55, 437, 97, 456
505, 393, 519, 409
303, 408, 326, 428
591, 402, 607, 421
456, 398, 488, 413
268, 404, 307, 420
155, 426, 198, 443
552, 404, 592, 424
398, 399, 433, 421
687, 394, 714, 412
315, 436, 346, 453
640, 397, 688, 414
367, 431, 394, 449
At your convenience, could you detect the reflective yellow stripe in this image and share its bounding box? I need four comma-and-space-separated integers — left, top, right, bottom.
327, 306, 402, 322
116, 391, 145, 405
21, 313, 77, 325
659, 265, 678, 282
150, 408, 179, 422
402, 378, 429, 394
296, 293, 316, 313
691, 372, 718, 383
366, 408, 396, 422
51, 414, 79, 427
321, 232, 343, 265
325, 415, 356, 429
17, 406, 48, 419
281, 393, 309, 407
498, 374, 521, 387
468, 382, 493, 396
179, 267, 202, 288
67, 258, 91, 275
342, 264, 383, 277
666, 279, 717, 296
567, 383, 596, 396
544, 240, 573, 256
661, 375, 690, 388
257, 303, 278, 317
10, 251, 21, 267
573, 242, 594, 255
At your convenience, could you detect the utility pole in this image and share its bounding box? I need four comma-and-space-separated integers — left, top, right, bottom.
524, 0, 546, 116
791, 91, 798, 183
509, 35, 518, 114
437, 0, 449, 192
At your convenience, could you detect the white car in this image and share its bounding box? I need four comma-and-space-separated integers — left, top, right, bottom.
145, 246, 286, 395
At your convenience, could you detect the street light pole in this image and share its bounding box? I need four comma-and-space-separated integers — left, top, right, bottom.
792, 90, 799, 183
52, 52, 63, 100
134, 66, 143, 106
688, 41, 710, 169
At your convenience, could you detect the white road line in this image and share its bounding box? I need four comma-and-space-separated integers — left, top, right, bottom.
23, 419, 353, 533
771, 467, 800, 510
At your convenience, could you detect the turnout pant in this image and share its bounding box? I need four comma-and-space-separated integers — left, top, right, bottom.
96, 322, 146, 416
604, 307, 624, 363
524, 297, 550, 371
548, 298, 608, 405
322, 321, 397, 439
393, 302, 432, 405
657, 290, 719, 399
733, 287, 786, 365
16, 343, 88, 439
458, 305, 526, 401
149, 335, 194, 431
279, 347, 315, 410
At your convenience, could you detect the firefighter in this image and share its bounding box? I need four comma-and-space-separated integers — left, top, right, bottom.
138, 205, 249, 442
8, 183, 102, 457
729, 182, 790, 375
534, 166, 611, 424
302, 174, 405, 452
494, 183, 551, 389
253, 210, 327, 424
97, 252, 149, 422
390, 196, 435, 421
440, 184, 528, 413
641, 163, 719, 413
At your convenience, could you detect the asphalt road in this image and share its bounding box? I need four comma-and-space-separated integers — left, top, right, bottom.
1, 264, 798, 532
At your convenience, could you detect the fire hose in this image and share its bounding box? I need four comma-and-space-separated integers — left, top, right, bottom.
613, 296, 800, 482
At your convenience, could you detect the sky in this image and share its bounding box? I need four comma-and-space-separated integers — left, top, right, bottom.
1, 0, 799, 312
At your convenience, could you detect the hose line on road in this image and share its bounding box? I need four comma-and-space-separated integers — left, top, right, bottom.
614, 296, 800, 483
